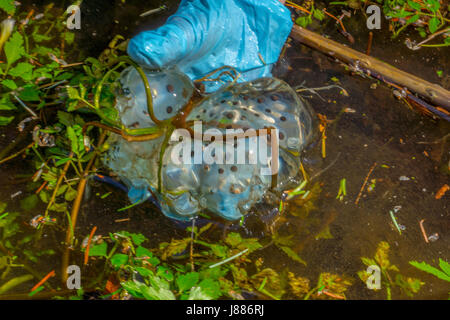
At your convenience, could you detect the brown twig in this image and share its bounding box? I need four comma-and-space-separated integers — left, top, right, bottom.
61, 131, 107, 284
43, 152, 73, 219
419, 219, 429, 243
30, 270, 55, 292
84, 226, 98, 265
322, 8, 347, 33
366, 32, 373, 55
0, 142, 35, 166
355, 162, 377, 205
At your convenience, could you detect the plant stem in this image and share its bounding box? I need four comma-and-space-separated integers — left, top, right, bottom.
61, 131, 107, 284
0, 142, 35, 166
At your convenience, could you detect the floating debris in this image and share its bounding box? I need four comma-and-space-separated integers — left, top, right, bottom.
389, 210, 402, 235
29, 214, 56, 228
10, 191, 22, 199
419, 219, 428, 243
336, 178, 347, 202
435, 184, 449, 199
139, 5, 167, 18
427, 233, 439, 242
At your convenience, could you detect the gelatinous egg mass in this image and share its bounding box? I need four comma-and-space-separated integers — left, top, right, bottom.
105, 67, 315, 221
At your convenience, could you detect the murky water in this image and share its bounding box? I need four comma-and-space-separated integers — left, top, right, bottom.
0, 0, 448, 299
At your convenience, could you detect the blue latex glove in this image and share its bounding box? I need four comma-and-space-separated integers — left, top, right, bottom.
127, 0, 292, 91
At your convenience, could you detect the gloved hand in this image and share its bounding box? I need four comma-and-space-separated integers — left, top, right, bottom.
127, 0, 292, 91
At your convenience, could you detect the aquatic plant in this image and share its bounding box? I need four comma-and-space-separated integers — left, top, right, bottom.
358, 241, 424, 299
409, 259, 450, 282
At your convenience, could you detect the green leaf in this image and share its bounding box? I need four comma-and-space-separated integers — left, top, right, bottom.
160, 239, 189, 260
409, 261, 450, 282
55, 72, 74, 81
120, 281, 145, 299
20, 194, 39, 211
4, 32, 25, 67
295, 16, 312, 28
33, 33, 52, 42
439, 259, 450, 276
110, 253, 129, 268
198, 279, 221, 299
9, 62, 34, 81
0, 95, 16, 110
64, 187, 77, 201
225, 232, 242, 247
157, 266, 174, 282
176, 272, 199, 292
129, 233, 147, 246
19, 86, 40, 102
0, 116, 14, 126
188, 287, 213, 300
136, 246, 152, 258
361, 257, 377, 267
278, 245, 307, 266
66, 86, 80, 100
88, 242, 108, 257
407, 0, 422, 11
66, 126, 79, 154
135, 267, 153, 278
1, 79, 17, 90
57, 111, 74, 127
406, 14, 420, 26
0, 0, 15, 15
428, 17, 440, 34
211, 244, 228, 258
313, 9, 325, 21
0, 202, 6, 214
426, 0, 440, 13
64, 32, 75, 45
141, 283, 176, 300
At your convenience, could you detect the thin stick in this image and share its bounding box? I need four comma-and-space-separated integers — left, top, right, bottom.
322, 290, 345, 300
84, 226, 98, 265
30, 270, 55, 293
355, 162, 377, 205
419, 219, 429, 243
366, 32, 373, 55
412, 27, 450, 50
0, 142, 35, 165
285, 1, 311, 15
389, 211, 402, 235
82, 122, 163, 142
61, 62, 84, 68
322, 8, 347, 33
43, 152, 73, 219
12, 94, 38, 118
61, 131, 107, 284
209, 249, 249, 269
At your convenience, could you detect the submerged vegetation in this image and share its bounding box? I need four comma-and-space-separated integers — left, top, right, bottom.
0, 1, 448, 300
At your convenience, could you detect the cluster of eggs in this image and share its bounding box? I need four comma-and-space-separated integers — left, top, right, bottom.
105, 66, 315, 221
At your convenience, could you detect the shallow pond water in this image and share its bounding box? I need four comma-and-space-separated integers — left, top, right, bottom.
0, 0, 448, 299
